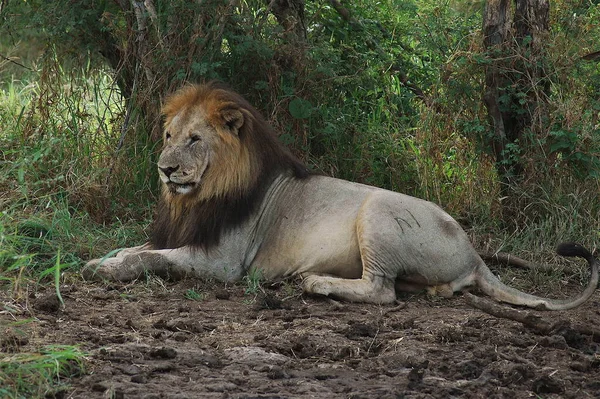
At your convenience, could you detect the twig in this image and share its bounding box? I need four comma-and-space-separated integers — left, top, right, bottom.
382, 301, 407, 316
366, 327, 380, 355
0, 53, 33, 71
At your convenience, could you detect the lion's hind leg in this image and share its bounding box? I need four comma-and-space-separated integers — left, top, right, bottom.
394, 280, 455, 298
426, 283, 454, 298
302, 273, 397, 304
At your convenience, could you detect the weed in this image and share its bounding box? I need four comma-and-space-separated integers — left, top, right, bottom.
243, 268, 264, 297
184, 288, 206, 301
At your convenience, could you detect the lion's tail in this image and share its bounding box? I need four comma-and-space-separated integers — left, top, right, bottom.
475, 243, 598, 311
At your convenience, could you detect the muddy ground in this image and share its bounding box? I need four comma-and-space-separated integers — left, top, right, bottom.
2, 276, 600, 399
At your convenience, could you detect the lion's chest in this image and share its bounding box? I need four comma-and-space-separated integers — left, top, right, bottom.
249, 183, 366, 279
251, 227, 363, 279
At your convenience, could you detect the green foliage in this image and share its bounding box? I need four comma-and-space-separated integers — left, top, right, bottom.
0, 0, 597, 259
0, 71, 149, 292
549, 128, 600, 178
288, 97, 312, 120
0, 0, 597, 262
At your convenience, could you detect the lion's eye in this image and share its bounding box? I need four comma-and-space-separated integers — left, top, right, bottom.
190, 135, 201, 145
165, 133, 171, 141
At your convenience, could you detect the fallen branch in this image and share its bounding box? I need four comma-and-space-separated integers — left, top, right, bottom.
478, 251, 536, 270
464, 292, 600, 340
464, 292, 555, 333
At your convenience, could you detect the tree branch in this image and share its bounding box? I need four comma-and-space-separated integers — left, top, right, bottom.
0, 53, 33, 71
329, 0, 361, 29
269, 0, 307, 41
582, 50, 600, 61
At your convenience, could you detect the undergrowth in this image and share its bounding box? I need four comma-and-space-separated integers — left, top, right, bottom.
0, 66, 152, 281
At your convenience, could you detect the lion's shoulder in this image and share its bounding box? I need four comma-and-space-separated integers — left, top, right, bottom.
151, 82, 310, 250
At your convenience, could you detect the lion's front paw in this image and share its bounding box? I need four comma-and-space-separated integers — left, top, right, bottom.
115, 243, 153, 258
302, 275, 333, 297
81, 255, 145, 282
82, 257, 120, 281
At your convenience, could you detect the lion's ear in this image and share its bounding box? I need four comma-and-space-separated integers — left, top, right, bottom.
221, 108, 244, 135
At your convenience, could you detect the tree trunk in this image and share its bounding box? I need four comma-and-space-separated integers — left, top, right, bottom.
265, 0, 307, 79
95, 0, 242, 141
483, 0, 511, 177
269, 0, 307, 43
482, 0, 550, 182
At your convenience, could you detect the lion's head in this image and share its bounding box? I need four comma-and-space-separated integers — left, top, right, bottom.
151, 82, 309, 250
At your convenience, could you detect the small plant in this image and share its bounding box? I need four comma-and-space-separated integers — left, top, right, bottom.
243, 268, 263, 296
184, 288, 205, 301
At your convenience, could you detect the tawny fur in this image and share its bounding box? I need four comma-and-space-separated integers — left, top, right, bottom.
84, 82, 598, 310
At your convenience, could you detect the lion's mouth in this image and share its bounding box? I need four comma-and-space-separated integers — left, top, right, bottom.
166, 182, 197, 195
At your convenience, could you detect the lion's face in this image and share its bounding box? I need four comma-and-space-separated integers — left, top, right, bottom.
158, 107, 216, 196
158, 87, 253, 201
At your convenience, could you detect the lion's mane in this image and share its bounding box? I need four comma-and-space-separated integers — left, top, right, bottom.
151, 82, 309, 250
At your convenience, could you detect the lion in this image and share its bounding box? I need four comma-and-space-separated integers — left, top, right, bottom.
84, 82, 598, 310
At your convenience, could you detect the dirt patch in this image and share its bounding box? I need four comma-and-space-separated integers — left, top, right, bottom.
2, 279, 600, 398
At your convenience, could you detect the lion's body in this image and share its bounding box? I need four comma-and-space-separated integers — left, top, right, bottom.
84, 83, 598, 309
252, 175, 477, 282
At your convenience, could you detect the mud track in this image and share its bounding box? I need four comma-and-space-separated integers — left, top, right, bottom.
3, 279, 600, 398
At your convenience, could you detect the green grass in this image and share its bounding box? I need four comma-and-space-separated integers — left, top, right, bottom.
243, 268, 264, 297
0, 73, 151, 398
0, 344, 86, 399
185, 288, 206, 301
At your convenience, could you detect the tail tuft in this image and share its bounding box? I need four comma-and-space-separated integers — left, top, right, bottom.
556, 242, 594, 262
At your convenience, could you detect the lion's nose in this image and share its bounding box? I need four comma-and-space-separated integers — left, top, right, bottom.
159, 165, 179, 178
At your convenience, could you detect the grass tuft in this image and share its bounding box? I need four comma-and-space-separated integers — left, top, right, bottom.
0, 344, 86, 399
243, 268, 264, 297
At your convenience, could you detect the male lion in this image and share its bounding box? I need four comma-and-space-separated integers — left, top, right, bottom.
84, 82, 598, 310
